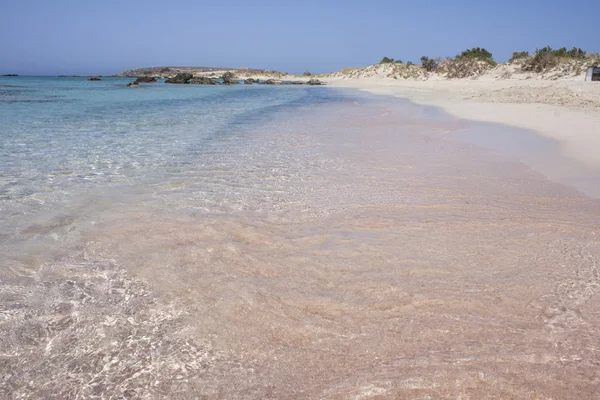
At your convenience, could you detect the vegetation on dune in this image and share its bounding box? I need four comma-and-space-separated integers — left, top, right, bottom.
522, 46, 590, 72
376, 44, 595, 79
509, 51, 530, 62
455, 47, 497, 66
420, 56, 439, 72
554, 46, 587, 59
303, 71, 312, 76
379, 57, 404, 64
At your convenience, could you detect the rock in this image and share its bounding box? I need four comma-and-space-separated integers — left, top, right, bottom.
127, 82, 140, 88
244, 78, 259, 84
189, 77, 219, 85
88, 77, 101, 81
306, 79, 323, 85
261, 79, 284, 85
290, 80, 305, 85
165, 73, 193, 84
221, 72, 239, 84
134, 76, 157, 84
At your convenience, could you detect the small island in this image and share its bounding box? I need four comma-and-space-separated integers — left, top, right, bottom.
2, 74, 19, 76
120, 68, 325, 87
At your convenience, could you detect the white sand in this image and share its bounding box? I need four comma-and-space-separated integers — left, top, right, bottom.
327, 78, 600, 169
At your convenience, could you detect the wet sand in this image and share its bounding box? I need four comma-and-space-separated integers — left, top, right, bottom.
2, 94, 600, 399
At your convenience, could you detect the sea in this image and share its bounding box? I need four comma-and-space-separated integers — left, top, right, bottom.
2, 76, 600, 399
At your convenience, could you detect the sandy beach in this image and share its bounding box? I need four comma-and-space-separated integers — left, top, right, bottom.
327, 78, 600, 170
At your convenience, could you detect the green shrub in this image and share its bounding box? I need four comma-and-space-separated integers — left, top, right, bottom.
303, 71, 312, 76
509, 51, 529, 62
394, 60, 403, 64
379, 57, 395, 64
420, 56, 438, 72
456, 47, 496, 65
536, 46, 587, 59
567, 47, 586, 59
522, 46, 588, 72
406, 61, 414, 66
523, 48, 559, 72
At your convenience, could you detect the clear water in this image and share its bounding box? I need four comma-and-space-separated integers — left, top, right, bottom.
0, 77, 356, 232
2, 76, 600, 399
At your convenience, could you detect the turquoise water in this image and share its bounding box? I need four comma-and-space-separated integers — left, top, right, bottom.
0, 77, 353, 230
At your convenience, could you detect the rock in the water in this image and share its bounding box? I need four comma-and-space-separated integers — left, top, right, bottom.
165, 73, 193, 84
127, 82, 140, 88
244, 78, 259, 84
134, 76, 157, 84
307, 79, 324, 85
221, 72, 239, 84
290, 80, 305, 85
190, 77, 218, 85
261, 79, 284, 85
88, 77, 101, 81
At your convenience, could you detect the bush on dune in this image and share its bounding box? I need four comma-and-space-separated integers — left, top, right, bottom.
379, 57, 407, 66
522, 46, 588, 72
420, 56, 439, 72
455, 47, 497, 66
379, 57, 395, 64
509, 51, 529, 62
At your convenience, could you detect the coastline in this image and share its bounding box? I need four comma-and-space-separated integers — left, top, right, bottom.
326, 78, 600, 171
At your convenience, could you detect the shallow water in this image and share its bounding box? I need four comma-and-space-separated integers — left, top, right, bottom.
457, 121, 600, 198
1, 77, 600, 399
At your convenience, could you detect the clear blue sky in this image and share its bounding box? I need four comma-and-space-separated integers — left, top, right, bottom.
1, 0, 598, 75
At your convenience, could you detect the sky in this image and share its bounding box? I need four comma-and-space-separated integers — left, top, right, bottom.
1, 0, 598, 75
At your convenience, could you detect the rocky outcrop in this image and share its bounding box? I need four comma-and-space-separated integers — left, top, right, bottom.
244, 78, 259, 84
165, 73, 193, 84
221, 72, 239, 84
261, 79, 284, 85
189, 77, 219, 85
306, 79, 324, 85
133, 76, 157, 83
88, 77, 101, 81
